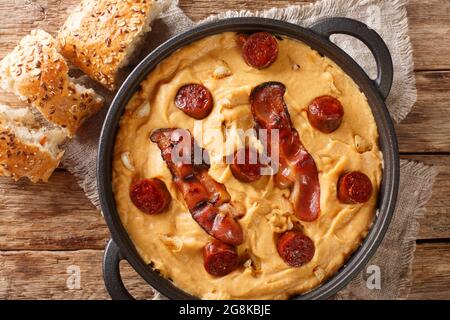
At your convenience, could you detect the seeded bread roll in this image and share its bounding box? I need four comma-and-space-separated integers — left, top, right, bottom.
0, 29, 104, 136
0, 104, 67, 183
57, 0, 168, 90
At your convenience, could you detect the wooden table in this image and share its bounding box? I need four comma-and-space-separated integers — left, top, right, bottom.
0, 0, 449, 300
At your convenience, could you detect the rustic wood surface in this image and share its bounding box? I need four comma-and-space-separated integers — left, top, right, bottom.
0, 0, 449, 300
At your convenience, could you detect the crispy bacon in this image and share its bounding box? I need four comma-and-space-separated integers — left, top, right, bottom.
250, 82, 321, 222
150, 128, 243, 245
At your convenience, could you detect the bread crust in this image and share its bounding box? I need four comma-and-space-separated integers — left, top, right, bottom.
58, 0, 161, 90
0, 126, 63, 183
0, 29, 104, 136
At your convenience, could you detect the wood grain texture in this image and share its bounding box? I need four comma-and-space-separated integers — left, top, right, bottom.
0, 172, 109, 250
409, 242, 450, 300
406, 0, 450, 71
0, 242, 447, 299
0, 249, 154, 300
396, 72, 450, 153
406, 155, 450, 240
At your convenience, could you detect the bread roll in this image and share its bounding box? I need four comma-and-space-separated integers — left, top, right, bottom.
58, 0, 168, 90
0, 104, 67, 182
0, 29, 104, 136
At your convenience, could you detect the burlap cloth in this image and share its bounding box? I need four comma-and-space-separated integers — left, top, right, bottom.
62, 0, 437, 299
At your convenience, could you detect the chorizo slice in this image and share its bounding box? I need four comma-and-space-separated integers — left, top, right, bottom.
307, 95, 344, 133
250, 82, 321, 222
230, 147, 263, 183
129, 178, 171, 214
151, 128, 244, 245
236, 33, 249, 47
337, 171, 373, 204
175, 84, 213, 120
277, 231, 315, 267
241, 32, 279, 69
203, 240, 239, 277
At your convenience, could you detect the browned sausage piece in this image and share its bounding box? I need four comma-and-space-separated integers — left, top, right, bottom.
230, 147, 263, 183
211, 212, 244, 246
192, 203, 218, 233
250, 82, 321, 222
203, 240, 239, 277
196, 170, 231, 206
307, 95, 344, 133
250, 82, 292, 131
192, 205, 243, 246
337, 171, 373, 204
151, 128, 244, 246
151, 128, 208, 180
130, 178, 171, 214
174, 177, 210, 211
175, 84, 213, 120
277, 231, 315, 267
242, 32, 279, 69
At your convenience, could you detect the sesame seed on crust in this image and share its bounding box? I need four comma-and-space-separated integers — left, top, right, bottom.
0, 29, 104, 136
56, 0, 164, 90
0, 125, 64, 183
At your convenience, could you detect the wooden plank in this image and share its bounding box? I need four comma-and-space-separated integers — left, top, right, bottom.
403, 155, 450, 240
0, 242, 447, 299
0, 0, 449, 71
409, 242, 450, 300
0, 249, 154, 300
406, 0, 450, 70
0, 172, 109, 251
396, 71, 450, 153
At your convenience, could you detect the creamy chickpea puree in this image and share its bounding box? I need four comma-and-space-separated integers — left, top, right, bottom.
112, 32, 382, 299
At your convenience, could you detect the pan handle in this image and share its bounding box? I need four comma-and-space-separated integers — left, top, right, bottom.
103, 239, 135, 300
310, 17, 393, 100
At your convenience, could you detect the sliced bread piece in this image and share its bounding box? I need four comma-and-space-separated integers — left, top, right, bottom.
0, 104, 67, 182
0, 29, 104, 136
57, 0, 168, 90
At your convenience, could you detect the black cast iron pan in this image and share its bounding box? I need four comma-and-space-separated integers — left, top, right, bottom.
97, 17, 399, 300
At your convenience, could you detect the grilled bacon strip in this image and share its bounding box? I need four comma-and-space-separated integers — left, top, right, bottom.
250, 82, 321, 222
150, 128, 243, 245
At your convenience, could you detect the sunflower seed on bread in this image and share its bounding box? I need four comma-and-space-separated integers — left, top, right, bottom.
0, 104, 67, 183
57, 0, 169, 90
0, 29, 104, 136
